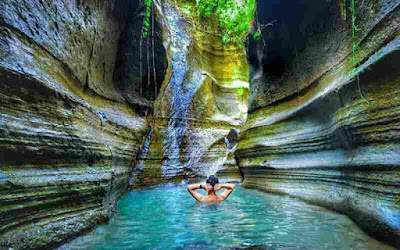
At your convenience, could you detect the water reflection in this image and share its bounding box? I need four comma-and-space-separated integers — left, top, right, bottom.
59, 185, 394, 250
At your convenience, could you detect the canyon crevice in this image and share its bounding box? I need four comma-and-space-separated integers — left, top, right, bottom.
0, 0, 399, 249
130, 0, 253, 187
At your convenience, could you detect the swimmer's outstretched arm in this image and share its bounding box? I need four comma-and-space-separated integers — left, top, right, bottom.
187, 183, 204, 201
214, 183, 235, 200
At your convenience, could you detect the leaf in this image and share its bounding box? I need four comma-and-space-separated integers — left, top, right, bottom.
236, 88, 244, 95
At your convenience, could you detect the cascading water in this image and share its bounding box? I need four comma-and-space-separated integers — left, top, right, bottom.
133, 0, 251, 184
158, 2, 206, 177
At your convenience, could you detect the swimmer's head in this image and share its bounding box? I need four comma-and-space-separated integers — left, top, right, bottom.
206, 175, 219, 187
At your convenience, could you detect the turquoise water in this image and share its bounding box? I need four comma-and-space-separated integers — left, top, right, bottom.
60, 185, 393, 250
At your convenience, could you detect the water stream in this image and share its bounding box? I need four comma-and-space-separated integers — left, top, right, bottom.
59, 185, 394, 250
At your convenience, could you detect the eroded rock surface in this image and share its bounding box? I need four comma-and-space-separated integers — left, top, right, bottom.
0, 0, 399, 248
237, 0, 400, 247
0, 1, 148, 248
113, 0, 168, 111
131, 0, 253, 187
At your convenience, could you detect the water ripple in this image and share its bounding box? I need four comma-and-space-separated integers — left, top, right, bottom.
59, 185, 394, 250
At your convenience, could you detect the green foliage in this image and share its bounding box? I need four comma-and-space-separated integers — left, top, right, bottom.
141, 0, 255, 44
142, 0, 153, 37
195, 0, 255, 46
236, 87, 245, 95
347, 0, 369, 104
253, 31, 261, 40
350, 0, 360, 69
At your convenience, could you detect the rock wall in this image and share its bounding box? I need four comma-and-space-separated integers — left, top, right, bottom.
0, 0, 398, 248
215, 152, 243, 183
0, 0, 148, 248
113, 0, 168, 112
131, 0, 253, 187
238, 0, 400, 247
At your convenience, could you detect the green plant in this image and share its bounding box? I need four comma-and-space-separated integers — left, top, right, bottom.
348, 0, 369, 104
350, 0, 359, 69
195, 0, 256, 46
142, 0, 153, 37
139, 0, 158, 100
253, 30, 261, 40
236, 87, 245, 95
251, 16, 276, 46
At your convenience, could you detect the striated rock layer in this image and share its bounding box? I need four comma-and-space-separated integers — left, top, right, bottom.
216, 152, 243, 183
0, 1, 147, 248
238, 0, 400, 247
131, 0, 253, 187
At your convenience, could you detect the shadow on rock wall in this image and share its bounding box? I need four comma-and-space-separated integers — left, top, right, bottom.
239, 0, 400, 247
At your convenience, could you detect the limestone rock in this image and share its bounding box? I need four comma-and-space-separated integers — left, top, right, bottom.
113, 1, 168, 111
216, 152, 243, 183
237, 0, 400, 247
131, 0, 253, 186
0, 0, 147, 248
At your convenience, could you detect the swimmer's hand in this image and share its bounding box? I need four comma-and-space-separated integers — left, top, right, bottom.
187, 183, 205, 201
215, 183, 235, 200
214, 183, 235, 191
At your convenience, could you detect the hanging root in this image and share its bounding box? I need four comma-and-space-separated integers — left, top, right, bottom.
357, 75, 369, 104
350, 0, 369, 104
140, 25, 143, 96
147, 21, 150, 89
152, 4, 158, 100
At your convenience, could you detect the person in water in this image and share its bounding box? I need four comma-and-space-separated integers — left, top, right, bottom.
187, 175, 235, 202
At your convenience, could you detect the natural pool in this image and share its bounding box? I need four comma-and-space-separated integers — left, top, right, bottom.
60, 185, 394, 250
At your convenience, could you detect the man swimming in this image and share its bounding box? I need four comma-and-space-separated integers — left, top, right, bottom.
187, 175, 235, 202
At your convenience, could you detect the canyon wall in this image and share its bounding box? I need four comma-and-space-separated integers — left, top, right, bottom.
0, 0, 149, 248
0, 0, 398, 248
238, 0, 400, 247
131, 0, 253, 187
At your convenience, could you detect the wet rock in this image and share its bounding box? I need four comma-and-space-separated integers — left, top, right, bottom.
225, 129, 240, 150
131, 0, 253, 186
216, 152, 243, 183
0, 1, 147, 248
237, 0, 400, 247
0, 0, 126, 102
113, 2, 168, 110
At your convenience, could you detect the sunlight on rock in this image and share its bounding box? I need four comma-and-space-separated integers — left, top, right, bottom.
0, 0, 399, 248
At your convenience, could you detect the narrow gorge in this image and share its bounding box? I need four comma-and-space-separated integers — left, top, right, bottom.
0, 0, 399, 249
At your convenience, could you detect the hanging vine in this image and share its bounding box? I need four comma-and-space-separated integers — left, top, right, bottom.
147, 15, 151, 91
152, 3, 158, 99
350, 0, 359, 70
139, 20, 143, 96
139, 0, 157, 102
139, 0, 153, 98
348, 0, 369, 104
252, 6, 276, 46
143, 0, 152, 37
